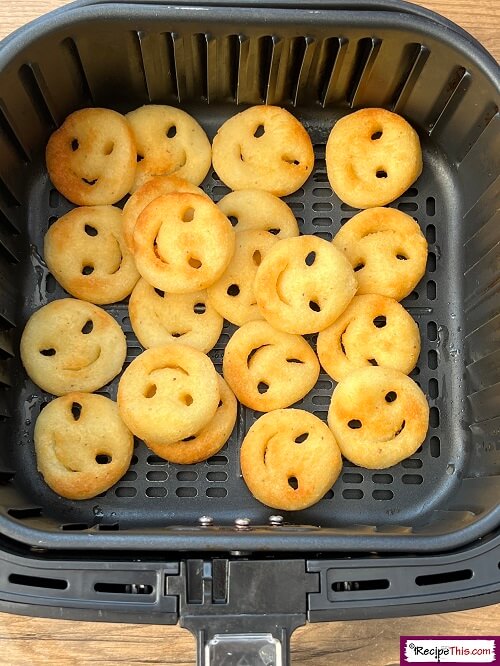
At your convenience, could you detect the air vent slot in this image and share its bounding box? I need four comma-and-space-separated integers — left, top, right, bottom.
426, 66, 470, 134
392, 43, 429, 112
0, 177, 20, 208
347, 37, 382, 107
9, 573, 68, 590
94, 582, 153, 594
8, 506, 42, 519
332, 578, 389, 592
18, 63, 57, 130
416, 569, 472, 586
61, 37, 93, 104
0, 103, 30, 163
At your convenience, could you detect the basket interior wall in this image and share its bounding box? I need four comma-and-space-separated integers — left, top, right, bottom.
0, 8, 498, 542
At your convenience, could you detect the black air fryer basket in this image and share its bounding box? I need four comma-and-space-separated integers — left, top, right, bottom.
0, 0, 499, 663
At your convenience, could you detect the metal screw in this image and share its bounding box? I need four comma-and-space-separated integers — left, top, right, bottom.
269, 515, 284, 526
234, 517, 251, 530
198, 516, 213, 527
230, 550, 250, 557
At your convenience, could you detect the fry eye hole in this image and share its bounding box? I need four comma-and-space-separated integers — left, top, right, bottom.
40, 348, 56, 356
71, 402, 82, 420
96, 454, 112, 464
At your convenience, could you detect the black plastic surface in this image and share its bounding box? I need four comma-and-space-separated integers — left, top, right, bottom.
0, 1, 498, 553
167, 559, 316, 665
0, 531, 499, 624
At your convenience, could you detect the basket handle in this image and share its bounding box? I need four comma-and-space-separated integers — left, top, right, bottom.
189, 625, 296, 665
166, 558, 319, 666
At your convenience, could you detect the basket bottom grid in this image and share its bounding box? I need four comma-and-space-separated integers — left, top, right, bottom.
4, 106, 466, 533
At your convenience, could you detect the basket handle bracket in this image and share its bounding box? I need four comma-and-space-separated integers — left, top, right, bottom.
166, 558, 319, 665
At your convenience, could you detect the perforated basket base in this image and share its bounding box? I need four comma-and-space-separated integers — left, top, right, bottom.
4, 104, 465, 533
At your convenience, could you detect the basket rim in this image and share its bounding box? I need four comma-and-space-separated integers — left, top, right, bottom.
0, 0, 498, 553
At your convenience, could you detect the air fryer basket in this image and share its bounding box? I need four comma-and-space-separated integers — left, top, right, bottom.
0, 2, 499, 661
0, 0, 498, 553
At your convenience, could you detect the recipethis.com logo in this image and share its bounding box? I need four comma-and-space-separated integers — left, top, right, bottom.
400, 637, 499, 665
